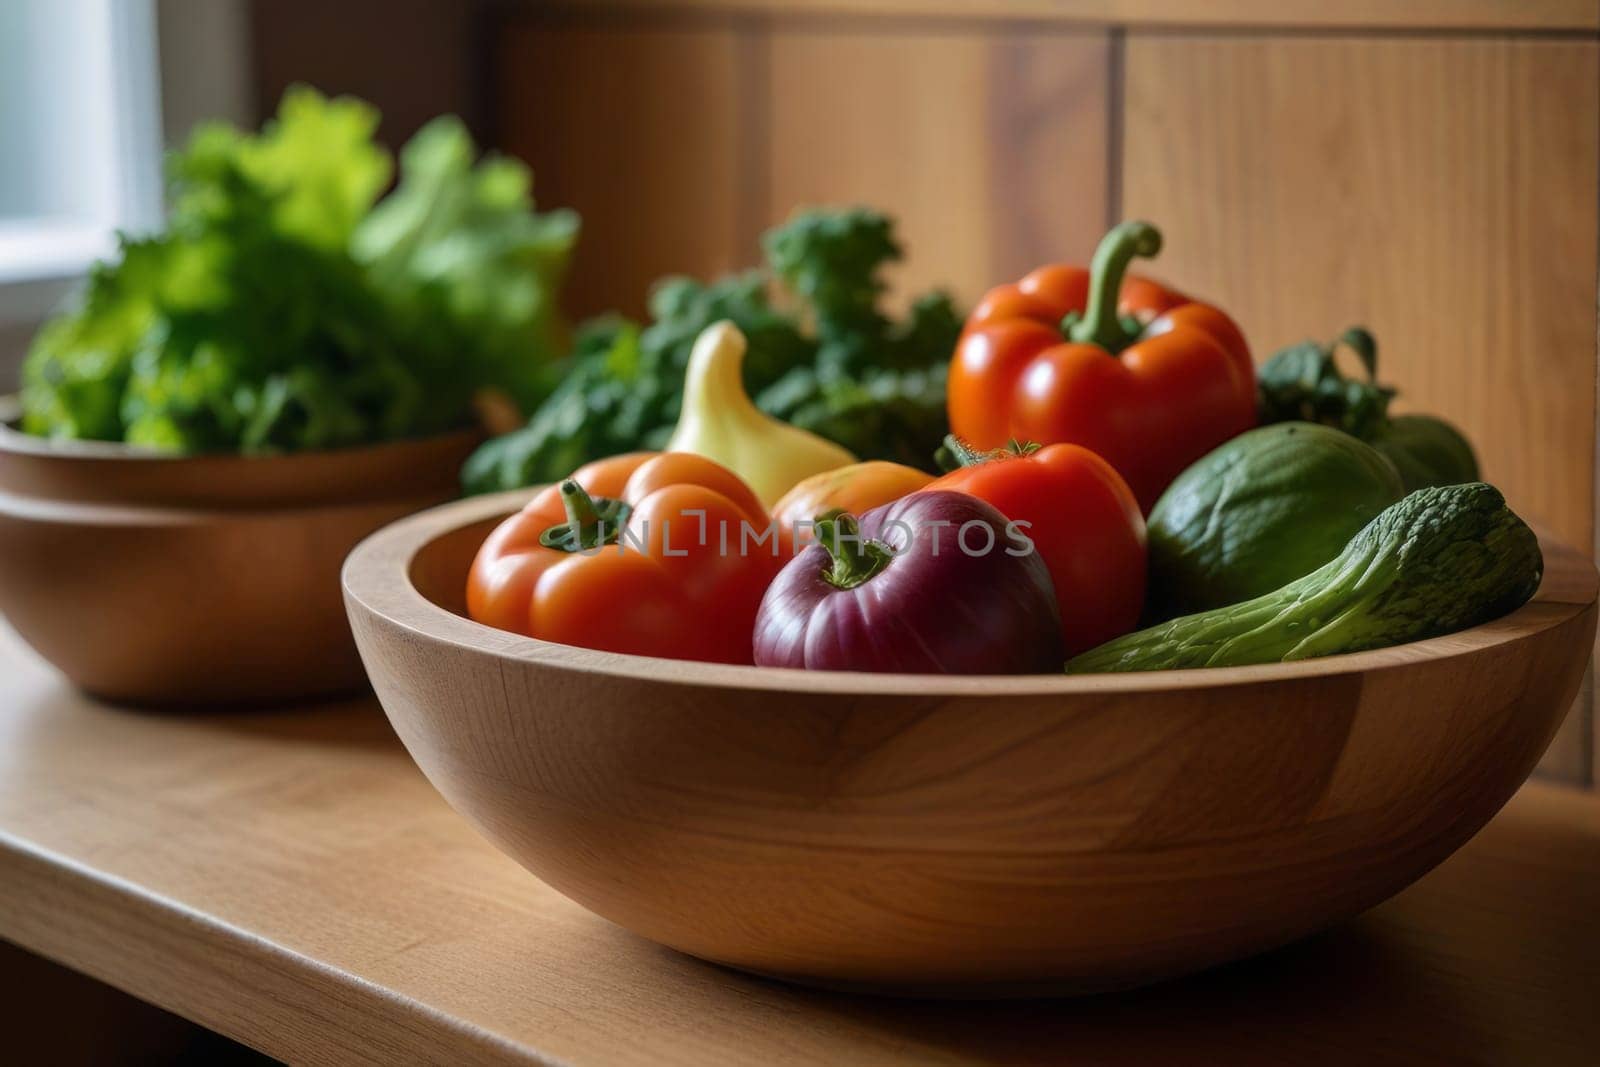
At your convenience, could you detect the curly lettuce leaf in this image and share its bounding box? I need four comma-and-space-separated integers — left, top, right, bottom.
171, 85, 391, 250
20, 87, 576, 456
353, 116, 579, 412
20, 239, 170, 440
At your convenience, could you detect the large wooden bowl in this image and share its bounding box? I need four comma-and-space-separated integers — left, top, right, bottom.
0, 401, 478, 705
343, 490, 1597, 996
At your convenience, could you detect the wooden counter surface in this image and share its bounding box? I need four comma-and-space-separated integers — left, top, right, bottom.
0, 628, 1596, 1065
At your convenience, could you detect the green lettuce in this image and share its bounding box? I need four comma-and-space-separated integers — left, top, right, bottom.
21, 87, 575, 454
353, 116, 578, 414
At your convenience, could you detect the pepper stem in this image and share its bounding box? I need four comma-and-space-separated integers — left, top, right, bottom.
538, 480, 631, 552
1064, 220, 1163, 353
561, 480, 600, 527
813, 513, 894, 591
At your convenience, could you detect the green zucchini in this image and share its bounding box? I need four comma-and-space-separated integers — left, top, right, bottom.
1068, 483, 1542, 673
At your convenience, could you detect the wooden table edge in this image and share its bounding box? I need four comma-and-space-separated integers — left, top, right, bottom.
0, 831, 553, 1067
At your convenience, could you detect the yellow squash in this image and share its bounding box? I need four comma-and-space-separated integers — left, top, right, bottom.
666, 320, 855, 507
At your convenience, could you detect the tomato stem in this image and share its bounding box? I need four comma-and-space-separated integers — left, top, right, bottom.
813, 513, 894, 590
937, 434, 1039, 471
1065, 220, 1163, 353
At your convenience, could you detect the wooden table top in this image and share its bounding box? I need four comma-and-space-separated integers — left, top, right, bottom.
0, 628, 1596, 1066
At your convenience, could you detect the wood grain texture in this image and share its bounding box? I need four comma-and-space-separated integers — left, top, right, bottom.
549, 0, 1600, 33
1120, 37, 1600, 784
1121, 37, 1599, 549
2, 626, 1600, 1065
341, 489, 1597, 995
767, 28, 1110, 309
498, 23, 755, 320
1552, 662, 1595, 784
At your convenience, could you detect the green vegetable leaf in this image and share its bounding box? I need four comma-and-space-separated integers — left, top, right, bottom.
1256, 329, 1395, 440
20, 239, 170, 440
20, 88, 576, 456
353, 115, 579, 412
1257, 327, 1479, 490
463, 207, 964, 493
763, 206, 896, 344
171, 86, 391, 251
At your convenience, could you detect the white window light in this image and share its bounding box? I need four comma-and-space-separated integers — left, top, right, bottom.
0, 0, 163, 308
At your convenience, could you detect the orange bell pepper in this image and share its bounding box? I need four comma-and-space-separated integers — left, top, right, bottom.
948, 221, 1256, 511
927, 438, 1146, 656
466, 452, 779, 663
770, 460, 934, 554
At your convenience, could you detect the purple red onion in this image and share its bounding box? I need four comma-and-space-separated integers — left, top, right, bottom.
752, 490, 1063, 674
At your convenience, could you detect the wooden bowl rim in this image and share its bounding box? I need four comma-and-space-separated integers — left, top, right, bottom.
0, 395, 479, 468
343, 488, 1599, 698
0, 395, 482, 510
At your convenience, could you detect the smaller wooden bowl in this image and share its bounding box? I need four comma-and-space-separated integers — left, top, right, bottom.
0, 400, 478, 705
345, 491, 1597, 996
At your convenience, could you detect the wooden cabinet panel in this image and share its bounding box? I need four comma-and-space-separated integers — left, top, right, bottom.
591, 1, 1600, 32
1123, 37, 1600, 783
767, 29, 1111, 308
498, 23, 1109, 312
252, 0, 487, 149
1122, 36, 1599, 551
498, 24, 755, 319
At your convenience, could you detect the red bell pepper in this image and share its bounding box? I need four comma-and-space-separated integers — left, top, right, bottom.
948, 221, 1256, 511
